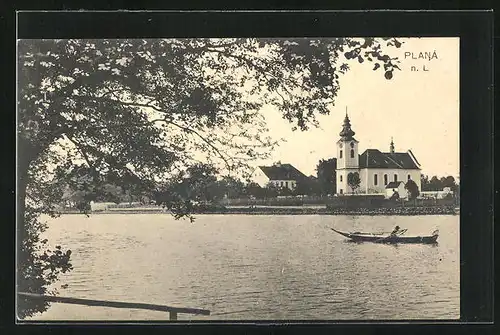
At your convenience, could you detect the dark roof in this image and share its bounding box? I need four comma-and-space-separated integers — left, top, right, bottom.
339, 114, 356, 140
259, 164, 308, 181
386, 181, 404, 189
359, 149, 420, 169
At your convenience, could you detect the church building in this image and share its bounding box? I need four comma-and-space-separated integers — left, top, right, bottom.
336, 113, 422, 196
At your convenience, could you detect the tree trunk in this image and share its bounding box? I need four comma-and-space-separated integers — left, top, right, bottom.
17, 150, 31, 292
17, 153, 31, 247
17, 136, 39, 284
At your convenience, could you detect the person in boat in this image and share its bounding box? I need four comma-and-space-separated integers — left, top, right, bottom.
390, 225, 401, 236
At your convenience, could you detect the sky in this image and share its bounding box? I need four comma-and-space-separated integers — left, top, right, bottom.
252, 37, 459, 178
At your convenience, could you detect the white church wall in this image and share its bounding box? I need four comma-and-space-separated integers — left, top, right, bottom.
336, 168, 363, 194
360, 168, 422, 194
336, 168, 421, 195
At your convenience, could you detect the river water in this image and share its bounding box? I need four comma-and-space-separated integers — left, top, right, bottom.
28, 214, 459, 321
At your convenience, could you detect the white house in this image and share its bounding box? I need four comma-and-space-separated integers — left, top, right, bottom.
335, 113, 422, 195
252, 162, 308, 190
385, 181, 408, 199
420, 187, 454, 199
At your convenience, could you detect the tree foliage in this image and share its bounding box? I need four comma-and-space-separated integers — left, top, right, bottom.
244, 182, 265, 199
216, 176, 246, 199
17, 37, 402, 318
316, 158, 337, 195
293, 177, 321, 196
420, 174, 458, 192
347, 172, 361, 193
404, 179, 420, 201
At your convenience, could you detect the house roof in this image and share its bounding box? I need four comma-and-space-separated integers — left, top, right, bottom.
259, 164, 308, 181
386, 181, 404, 189
359, 149, 420, 169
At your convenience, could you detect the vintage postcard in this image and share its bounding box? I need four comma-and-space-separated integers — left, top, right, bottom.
17, 34, 460, 322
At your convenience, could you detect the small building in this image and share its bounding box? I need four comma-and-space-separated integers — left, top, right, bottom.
90, 201, 116, 212
253, 162, 308, 190
385, 181, 408, 199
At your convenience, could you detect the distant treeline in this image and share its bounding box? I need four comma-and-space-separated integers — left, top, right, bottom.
58, 161, 459, 209
420, 175, 458, 192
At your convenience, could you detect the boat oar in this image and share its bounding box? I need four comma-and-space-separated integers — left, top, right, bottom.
375, 229, 407, 243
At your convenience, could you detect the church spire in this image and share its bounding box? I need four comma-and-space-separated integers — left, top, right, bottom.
390, 137, 395, 153
339, 109, 355, 140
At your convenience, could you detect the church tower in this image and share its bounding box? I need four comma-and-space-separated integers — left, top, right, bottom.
336, 111, 360, 194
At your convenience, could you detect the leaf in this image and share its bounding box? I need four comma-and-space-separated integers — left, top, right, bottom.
373, 63, 380, 71
384, 71, 393, 80
357, 56, 364, 63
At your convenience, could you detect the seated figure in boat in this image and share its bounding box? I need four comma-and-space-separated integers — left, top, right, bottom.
390, 225, 401, 236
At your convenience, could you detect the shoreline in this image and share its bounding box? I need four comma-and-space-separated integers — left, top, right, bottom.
59, 206, 459, 216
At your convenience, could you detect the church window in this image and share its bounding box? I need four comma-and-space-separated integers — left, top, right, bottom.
350, 149, 354, 158
407, 174, 411, 181
340, 175, 343, 182
394, 174, 398, 182
384, 174, 388, 185
285, 181, 289, 188
340, 150, 343, 159
374, 174, 378, 186
340, 189, 343, 194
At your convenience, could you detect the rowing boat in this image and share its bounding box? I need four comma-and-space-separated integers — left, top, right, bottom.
330, 228, 438, 244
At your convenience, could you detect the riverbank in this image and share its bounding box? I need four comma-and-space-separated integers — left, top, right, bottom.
59, 205, 458, 216
199, 206, 457, 215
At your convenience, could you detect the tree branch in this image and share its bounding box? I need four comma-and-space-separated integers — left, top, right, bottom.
71, 95, 165, 112
166, 120, 231, 169
64, 135, 95, 169
203, 47, 303, 92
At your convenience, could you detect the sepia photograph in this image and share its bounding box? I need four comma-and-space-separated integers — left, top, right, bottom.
17, 36, 460, 321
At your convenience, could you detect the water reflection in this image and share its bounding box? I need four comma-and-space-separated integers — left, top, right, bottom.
31, 214, 459, 321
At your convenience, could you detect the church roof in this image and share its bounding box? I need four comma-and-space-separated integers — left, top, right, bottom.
359, 149, 420, 170
386, 181, 405, 189
339, 113, 356, 141
259, 164, 308, 181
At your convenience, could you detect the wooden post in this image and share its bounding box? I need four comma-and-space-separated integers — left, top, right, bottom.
170, 311, 178, 320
